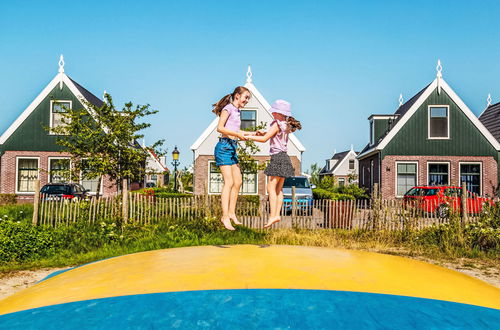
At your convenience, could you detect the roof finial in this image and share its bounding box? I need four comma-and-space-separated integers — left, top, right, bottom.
436, 59, 443, 94
246, 65, 253, 83
399, 93, 404, 106
58, 54, 65, 73
487, 93, 492, 107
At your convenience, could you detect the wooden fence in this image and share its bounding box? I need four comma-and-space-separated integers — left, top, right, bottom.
33, 193, 486, 230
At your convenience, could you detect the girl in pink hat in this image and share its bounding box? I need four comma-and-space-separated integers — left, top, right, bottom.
248, 100, 302, 228
212, 86, 256, 230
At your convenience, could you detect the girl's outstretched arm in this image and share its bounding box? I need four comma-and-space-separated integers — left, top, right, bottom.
248, 124, 279, 142
217, 110, 246, 140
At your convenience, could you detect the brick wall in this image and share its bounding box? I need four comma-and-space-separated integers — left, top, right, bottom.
380, 155, 497, 199
0, 151, 118, 201
193, 154, 301, 195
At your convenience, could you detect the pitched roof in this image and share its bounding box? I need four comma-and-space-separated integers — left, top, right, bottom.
320, 149, 358, 175
69, 77, 104, 108
479, 101, 500, 143
358, 78, 500, 159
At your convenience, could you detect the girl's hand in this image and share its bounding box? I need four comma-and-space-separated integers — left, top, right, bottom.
256, 130, 266, 136
237, 132, 247, 140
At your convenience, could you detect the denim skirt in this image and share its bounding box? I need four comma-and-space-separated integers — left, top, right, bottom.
214, 138, 239, 166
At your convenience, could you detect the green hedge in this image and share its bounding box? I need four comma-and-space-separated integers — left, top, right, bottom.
0, 194, 17, 205
313, 188, 355, 201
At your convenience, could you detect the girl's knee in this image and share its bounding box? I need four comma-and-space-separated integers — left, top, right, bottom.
224, 178, 234, 188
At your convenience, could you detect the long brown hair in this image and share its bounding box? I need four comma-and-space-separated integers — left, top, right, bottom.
287, 116, 302, 132
212, 86, 250, 116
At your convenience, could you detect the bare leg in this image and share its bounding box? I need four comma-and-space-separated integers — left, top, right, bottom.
275, 177, 285, 221
228, 164, 243, 225
264, 176, 281, 228
219, 165, 235, 230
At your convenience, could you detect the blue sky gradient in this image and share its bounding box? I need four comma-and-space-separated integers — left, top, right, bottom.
1, 0, 499, 170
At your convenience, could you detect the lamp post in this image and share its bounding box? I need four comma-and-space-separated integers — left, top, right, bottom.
171, 146, 180, 192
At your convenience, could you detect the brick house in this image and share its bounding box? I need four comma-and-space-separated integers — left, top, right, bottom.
357, 61, 500, 199
190, 67, 306, 195
319, 147, 359, 185
0, 56, 138, 201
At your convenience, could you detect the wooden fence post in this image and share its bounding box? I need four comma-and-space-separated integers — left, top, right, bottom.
292, 186, 297, 218
122, 179, 129, 223
372, 183, 380, 230
32, 180, 40, 225
461, 181, 468, 224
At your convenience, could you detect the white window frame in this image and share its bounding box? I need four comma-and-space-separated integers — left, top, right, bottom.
48, 157, 71, 183
428, 105, 450, 140
78, 159, 104, 195
49, 100, 72, 134
395, 161, 419, 198
240, 107, 258, 131
15, 156, 40, 194
338, 178, 345, 186
207, 160, 259, 195
426, 161, 450, 186
459, 162, 483, 196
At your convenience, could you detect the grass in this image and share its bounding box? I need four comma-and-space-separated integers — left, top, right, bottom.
0, 203, 498, 274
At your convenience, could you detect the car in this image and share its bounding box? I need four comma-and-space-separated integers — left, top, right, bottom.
40, 183, 89, 201
282, 176, 315, 215
403, 186, 493, 217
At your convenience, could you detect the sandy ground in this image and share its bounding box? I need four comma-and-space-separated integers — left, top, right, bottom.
0, 258, 498, 301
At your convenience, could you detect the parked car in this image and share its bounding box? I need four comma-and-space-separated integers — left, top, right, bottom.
403, 186, 493, 217
40, 183, 89, 201
282, 176, 315, 215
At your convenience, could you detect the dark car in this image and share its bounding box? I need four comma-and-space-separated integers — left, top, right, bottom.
40, 183, 89, 201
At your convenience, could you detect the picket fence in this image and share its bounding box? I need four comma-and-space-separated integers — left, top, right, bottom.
33, 193, 486, 230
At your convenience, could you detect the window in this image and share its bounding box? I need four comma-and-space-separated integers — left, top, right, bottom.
80, 160, 101, 194
460, 163, 481, 195
428, 163, 449, 186
209, 161, 257, 194
209, 162, 223, 193
338, 178, 345, 186
50, 100, 72, 130
49, 158, 70, 183
396, 163, 417, 197
17, 158, 39, 193
429, 106, 449, 139
241, 110, 256, 130
349, 159, 355, 170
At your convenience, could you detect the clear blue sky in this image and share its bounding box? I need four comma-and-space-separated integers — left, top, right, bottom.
1, 0, 500, 171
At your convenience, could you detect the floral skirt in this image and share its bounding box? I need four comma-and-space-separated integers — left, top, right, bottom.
265, 151, 295, 178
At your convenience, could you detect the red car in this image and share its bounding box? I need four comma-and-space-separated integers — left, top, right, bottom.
403, 186, 493, 217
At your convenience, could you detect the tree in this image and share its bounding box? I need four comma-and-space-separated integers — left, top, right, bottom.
49, 94, 164, 196
305, 163, 321, 186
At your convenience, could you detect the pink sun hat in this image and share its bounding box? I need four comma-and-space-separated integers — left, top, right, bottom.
270, 99, 291, 117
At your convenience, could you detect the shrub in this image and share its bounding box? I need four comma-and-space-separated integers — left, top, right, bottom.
313, 188, 354, 201
0, 194, 17, 205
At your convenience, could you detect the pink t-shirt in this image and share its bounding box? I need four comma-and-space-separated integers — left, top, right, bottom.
222, 103, 241, 132
269, 120, 289, 155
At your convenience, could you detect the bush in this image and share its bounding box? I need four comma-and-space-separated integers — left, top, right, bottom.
313, 188, 354, 201
0, 204, 32, 222
0, 194, 17, 205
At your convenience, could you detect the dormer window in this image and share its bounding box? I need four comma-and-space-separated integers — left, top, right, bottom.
428, 106, 449, 139
50, 100, 72, 130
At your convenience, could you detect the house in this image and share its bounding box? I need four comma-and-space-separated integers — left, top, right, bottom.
319, 147, 359, 185
357, 60, 500, 199
190, 67, 306, 195
0, 56, 119, 200
144, 147, 169, 188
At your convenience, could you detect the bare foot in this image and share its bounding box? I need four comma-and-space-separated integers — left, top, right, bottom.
221, 217, 236, 231
229, 214, 242, 225
264, 217, 281, 228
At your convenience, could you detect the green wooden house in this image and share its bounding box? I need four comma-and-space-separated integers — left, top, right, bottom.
357, 61, 500, 199
0, 56, 116, 201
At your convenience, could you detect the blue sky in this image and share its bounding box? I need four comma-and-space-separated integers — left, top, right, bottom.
1, 0, 500, 171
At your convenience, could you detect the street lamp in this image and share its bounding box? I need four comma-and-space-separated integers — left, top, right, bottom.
171, 146, 180, 192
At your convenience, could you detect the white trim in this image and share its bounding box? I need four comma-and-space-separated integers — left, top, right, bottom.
49, 100, 72, 134
427, 105, 450, 139
78, 158, 104, 195
15, 156, 40, 194
395, 161, 419, 198
331, 149, 358, 175
47, 156, 71, 183
206, 160, 258, 195
368, 115, 399, 120
375, 78, 500, 151
207, 160, 221, 195
426, 161, 450, 186
190, 119, 218, 150
458, 162, 483, 196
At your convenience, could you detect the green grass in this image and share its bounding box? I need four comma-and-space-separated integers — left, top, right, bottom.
0, 203, 498, 273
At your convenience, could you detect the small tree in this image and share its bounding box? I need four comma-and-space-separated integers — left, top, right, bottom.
50, 94, 163, 196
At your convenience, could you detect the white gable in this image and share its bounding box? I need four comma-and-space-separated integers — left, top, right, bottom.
191, 78, 306, 161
